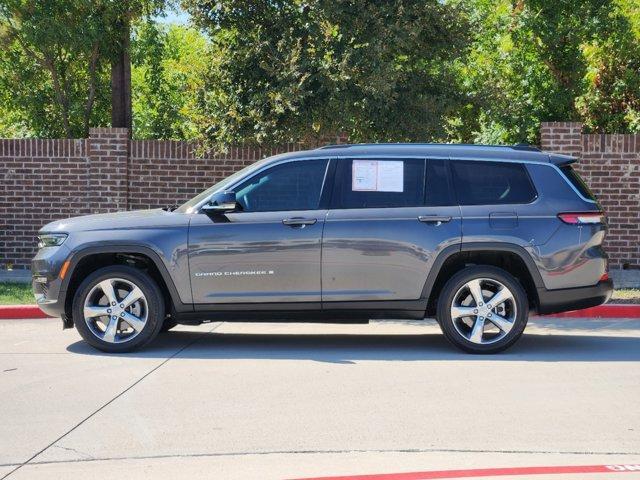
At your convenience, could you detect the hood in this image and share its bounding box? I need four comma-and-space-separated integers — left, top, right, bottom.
39, 209, 187, 234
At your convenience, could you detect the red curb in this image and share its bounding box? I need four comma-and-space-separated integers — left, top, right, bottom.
0, 304, 638, 320
294, 463, 640, 480
0, 305, 51, 319
545, 304, 640, 318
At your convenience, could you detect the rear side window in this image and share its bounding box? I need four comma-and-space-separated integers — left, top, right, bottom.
451, 160, 537, 205
333, 158, 426, 209
560, 165, 596, 201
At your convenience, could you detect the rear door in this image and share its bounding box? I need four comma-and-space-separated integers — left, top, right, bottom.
321, 157, 462, 303
449, 159, 542, 244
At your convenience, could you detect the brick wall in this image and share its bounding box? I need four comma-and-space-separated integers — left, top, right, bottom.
541, 122, 640, 269
1, 139, 91, 268
1, 126, 639, 270
88, 128, 130, 212
127, 140, 303, 210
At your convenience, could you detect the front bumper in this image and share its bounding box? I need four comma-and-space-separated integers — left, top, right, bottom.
537, 279, 614, 315
31, 244, 71, 326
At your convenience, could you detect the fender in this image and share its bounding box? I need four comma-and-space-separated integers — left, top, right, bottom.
61, 243, 192, 314
421, 242, 544, 300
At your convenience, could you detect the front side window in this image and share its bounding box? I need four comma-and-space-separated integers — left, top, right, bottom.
451, 160, 537, 205
333, 158, 426, 209
234, 159, 329, 212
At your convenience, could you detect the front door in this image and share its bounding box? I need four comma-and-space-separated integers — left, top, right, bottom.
188, 158, 331, 304
321, 158, 462, 303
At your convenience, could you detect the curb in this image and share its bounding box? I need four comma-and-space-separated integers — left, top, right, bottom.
0, 305, 51, 319
0, 304, 639, 320
544, 303, 640, 318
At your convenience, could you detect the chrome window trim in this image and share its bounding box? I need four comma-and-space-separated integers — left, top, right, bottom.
193, 152, 596, 212
548, 163, 598, 204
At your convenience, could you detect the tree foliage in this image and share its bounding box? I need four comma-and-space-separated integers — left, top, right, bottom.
0, 1, 638, 144
449, 0, 640, 144
183, 0, 470, 146
0, 0, 165, 138
131, 21, 208, 139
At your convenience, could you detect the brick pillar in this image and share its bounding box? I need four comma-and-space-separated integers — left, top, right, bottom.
540, 122, 583, 157
88, 127, 129, 213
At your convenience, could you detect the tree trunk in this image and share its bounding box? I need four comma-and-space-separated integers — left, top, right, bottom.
111, 19, 132, 134
84, 43, 100, 136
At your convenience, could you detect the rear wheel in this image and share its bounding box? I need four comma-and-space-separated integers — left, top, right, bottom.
437, 266, 528, 354
72, 265, 165, 353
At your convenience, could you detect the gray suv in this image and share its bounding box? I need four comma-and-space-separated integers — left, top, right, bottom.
32, 144, 613, 354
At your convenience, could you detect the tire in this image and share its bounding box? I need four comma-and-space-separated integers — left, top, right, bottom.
72, 265, 165, 353
436, 265, 529, 354
160, 317, 178, 333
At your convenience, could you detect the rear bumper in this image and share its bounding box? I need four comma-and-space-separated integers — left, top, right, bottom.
537, 279, 613, 315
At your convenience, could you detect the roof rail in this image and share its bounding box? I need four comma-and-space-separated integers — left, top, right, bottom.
317, 144, 352, 149
511, 143, 541, 152
316, 142, 543, 152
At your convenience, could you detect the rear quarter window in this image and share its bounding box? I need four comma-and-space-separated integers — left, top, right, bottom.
559, 165, 596, 201
451, 160, 537, 205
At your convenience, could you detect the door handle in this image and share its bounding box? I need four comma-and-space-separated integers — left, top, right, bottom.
282, 217, 317, 227
418, 215, 452, 225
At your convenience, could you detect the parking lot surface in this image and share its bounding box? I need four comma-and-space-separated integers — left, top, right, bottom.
1, 317, 639, 479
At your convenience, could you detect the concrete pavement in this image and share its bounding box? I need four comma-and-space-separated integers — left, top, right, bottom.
1, 318, 639, 479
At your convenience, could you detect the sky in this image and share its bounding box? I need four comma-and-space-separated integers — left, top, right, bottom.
156, 6, 190, 25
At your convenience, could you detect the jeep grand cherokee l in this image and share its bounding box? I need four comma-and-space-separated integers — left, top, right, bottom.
32, 144, 613, 354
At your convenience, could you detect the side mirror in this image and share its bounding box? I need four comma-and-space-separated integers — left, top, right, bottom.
201, 191, 239, 214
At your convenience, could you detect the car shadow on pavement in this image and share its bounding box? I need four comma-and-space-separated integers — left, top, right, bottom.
66, 330, 640, 363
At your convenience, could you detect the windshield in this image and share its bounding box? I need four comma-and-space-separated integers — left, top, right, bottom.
176, 158, 272, 213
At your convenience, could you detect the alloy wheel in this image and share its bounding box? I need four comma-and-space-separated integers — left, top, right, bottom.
450, 278, 517, 345
83, 278, 148, 344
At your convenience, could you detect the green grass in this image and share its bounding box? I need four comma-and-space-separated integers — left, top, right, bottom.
0, 282, 34, 305
0, 282, 638, 306
611, 289, 640, 300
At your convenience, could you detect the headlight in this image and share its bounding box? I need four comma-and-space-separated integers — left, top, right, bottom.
37, 233, 68, 249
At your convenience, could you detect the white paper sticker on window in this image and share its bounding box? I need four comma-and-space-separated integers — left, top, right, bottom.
352, 160, 404, 192
377, 161, 404, 192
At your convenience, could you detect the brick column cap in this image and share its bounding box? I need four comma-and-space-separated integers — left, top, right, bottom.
540, 121, 583, 129
89, 127, 129, 135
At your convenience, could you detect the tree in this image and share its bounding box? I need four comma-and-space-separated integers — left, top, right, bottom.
449, 0, 640, 144
576, 0, 640, 133
184, 0, 470, 146
131, 22, 208, 139
0, 0, 166, 138
0, 0, 113, 137
109, 0, 167, 132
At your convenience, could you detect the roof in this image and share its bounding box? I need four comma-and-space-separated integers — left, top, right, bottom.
271, 143, 576, 165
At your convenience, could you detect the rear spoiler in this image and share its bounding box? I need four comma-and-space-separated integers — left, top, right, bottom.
548, 153, 577, 166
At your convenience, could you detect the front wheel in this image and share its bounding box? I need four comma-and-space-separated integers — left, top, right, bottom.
72, 265, 165, 353
437, 266, 529, 354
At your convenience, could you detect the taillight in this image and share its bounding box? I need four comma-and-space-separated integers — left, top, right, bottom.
558, 212, 605, 225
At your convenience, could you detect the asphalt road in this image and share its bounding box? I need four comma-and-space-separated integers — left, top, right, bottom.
1, 317, 639, 480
